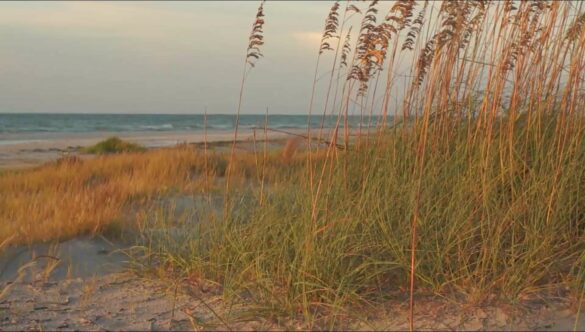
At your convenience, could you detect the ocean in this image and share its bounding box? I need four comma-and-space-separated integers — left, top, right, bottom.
0, 113, 375, 137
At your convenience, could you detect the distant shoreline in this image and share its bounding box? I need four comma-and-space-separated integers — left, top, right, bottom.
0, 128, 316, 170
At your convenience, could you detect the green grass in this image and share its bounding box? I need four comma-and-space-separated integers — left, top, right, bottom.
136, 115, 585, 322
3, 1, 584, 327
83, 137, 146, 154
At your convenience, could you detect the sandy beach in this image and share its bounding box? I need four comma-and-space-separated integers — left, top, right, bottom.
1, 238, 582, 332
2, 0, 585, 330
1, 252, 582, 330
0, 190, 583, 331
0, 131, 584, 331
0, 128, 309, 170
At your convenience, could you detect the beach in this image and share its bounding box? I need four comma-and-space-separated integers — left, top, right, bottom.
0, 113, 369, 169
2, 253, 582, 330
0, 128, 309, 170
0, 132, 583, 331
1, 232, 582, 330
2, 0, 585, 330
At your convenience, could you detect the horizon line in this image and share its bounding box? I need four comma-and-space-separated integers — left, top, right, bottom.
0, 112, 369, 116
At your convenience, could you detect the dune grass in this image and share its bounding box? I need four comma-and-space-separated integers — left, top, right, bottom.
132, 0, 585, 326
83, 137, 146, 154
139, 118, 585, 320
1, 0, 585, 328
0, 142, 310, 246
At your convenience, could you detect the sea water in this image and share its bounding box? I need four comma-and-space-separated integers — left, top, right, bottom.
0, 113, 382, 142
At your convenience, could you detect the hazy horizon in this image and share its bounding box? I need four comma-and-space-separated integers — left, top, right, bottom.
0, 1, 342, 115
0, 111, 320, 116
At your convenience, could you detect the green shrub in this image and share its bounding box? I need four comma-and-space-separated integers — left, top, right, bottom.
83, 137, 146, 154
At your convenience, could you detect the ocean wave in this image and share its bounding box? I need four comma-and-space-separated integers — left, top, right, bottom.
206, 124, 234, 130
138, 124, 174, 130
0, 114, 381, 135
271, 124, 305, 129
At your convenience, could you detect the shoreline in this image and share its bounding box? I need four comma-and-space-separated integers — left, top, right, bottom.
0, 128, 313, 170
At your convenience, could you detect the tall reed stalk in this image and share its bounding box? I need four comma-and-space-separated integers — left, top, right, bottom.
226, 0, 266, 199
139, 0, 585, 327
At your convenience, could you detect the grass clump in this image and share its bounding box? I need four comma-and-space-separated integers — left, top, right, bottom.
0, 146, 209, 245
83, 137, 146, 154
133, 0, 585, 326
2, 0, 585, 328
142, 116, 585, 325
0, 142, 312, 246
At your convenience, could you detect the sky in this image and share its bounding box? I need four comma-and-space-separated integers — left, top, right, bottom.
0, 1, 339, 114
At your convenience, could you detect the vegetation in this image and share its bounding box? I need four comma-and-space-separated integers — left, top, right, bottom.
142, 0, 585, 327
0, 143, 309, 245
141, 119, 585, 325
83, 137, 146, 154
1, 0, 585, 329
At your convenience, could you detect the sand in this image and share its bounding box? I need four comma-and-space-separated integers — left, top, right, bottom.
0, 271, 275, 331
0, 232, 583, 331
1, 266, 583, 330
0, 128, 309, 170
1, 134, 584, 330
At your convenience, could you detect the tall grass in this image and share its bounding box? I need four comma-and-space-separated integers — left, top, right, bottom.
0, 144, 310, 246
1, 0, 584, 328
138, 0, 585, 327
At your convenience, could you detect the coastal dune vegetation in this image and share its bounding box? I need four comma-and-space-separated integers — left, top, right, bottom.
0, 141, 311, 245
147, 0, 585, 326
82, 136, 147, 154
1, 0, 585, 329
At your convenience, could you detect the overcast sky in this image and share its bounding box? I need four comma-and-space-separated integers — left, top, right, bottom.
0, 1, 341, 114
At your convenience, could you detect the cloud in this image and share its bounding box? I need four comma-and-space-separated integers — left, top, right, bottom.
0, 2, 238, 41
0, 1, 337, 114
291, 31, 322, 48
0, 2, 259, 65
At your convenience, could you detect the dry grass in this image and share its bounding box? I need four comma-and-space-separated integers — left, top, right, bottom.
140, 0, 585, 327
2, 0, 585, 329
281, 137, 303, 164
0, 142, 315, 246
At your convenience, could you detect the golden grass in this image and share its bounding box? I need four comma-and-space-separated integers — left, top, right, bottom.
2, 0, 585, 328
281, 137, 302, 164
0, 143, 317, 247
128, 1, 585, 326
